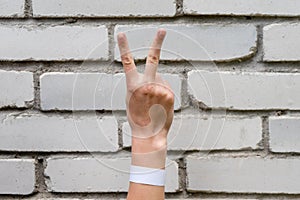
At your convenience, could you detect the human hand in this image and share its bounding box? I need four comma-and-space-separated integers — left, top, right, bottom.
117, 29, 174, 167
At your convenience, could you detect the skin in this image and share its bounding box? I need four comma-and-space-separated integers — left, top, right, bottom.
117, 29, 174, 200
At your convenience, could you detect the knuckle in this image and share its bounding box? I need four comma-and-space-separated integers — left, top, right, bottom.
127, 87, 135, 94
142, 84, 154, 95
121, 55, 133, 67
157, 89, 167, 97
131, 91, 142, 99
165, 93, 174, 104
148, 54, 159, 65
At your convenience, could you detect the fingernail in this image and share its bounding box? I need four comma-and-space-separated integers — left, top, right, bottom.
158, 29, 166, 38
117, 32, 126, 40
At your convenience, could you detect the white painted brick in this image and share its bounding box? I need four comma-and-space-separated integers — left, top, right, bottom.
0, 0, 24, 17
188, 70, 300, 110
30, 199, 114, 200
123, 116, 262, 150
45, 157, 179, 192
164, 74, 182, 110
168, 199, 258, 200
27, 199, 114, 200
264, 23, 300, 61
0, 26, 108, 61
0, 159, 35, 195
28, 199, 101, 200
40, 72, 181, 111
114, 25, 257, 62
0, 112, 118, 152
184, 0, 300, 16
32, 0, 176, 17
0, 70, 33, 108
269, 116, 300, 153
122, 123, 131, 147
40, 72, 122, 111
187, 156, 300, 193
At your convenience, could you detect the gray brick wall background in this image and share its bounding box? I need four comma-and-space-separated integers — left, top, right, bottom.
0, 0, 300, 199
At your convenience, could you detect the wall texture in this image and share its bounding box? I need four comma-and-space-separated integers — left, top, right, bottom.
0, 0, 300, 199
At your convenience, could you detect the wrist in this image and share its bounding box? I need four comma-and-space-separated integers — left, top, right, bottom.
130, 129, 168, 169
131, 129, 168, 153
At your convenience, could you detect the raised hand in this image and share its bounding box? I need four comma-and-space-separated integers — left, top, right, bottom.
117, 29, 174, 160
118, 28, 174, 200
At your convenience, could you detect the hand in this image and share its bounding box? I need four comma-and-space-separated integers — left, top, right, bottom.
117, 29, 174, 159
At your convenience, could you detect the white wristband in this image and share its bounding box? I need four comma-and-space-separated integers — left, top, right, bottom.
129, 165, 166, 186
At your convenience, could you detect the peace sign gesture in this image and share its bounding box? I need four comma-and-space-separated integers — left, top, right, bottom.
117, 29, 174, 154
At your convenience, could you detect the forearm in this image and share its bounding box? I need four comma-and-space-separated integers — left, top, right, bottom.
127, 182, 165, 200
131, 132, 167, 169
127, 131, 168, 200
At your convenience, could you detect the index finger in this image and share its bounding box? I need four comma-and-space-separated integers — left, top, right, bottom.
144, 29, 166, 81
117, 32, 136, 74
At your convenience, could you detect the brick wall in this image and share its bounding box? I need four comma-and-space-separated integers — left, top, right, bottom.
0, 0, 300, 199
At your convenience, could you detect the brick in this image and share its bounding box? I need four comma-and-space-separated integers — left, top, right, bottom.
187, 156, 300, 193
45, 157, 179, 192
123, 116, 262, 150
269, 117, 300, 153
29, 199, 112, 200
0, 112, 118, 152
0, 159, 35, 195
188, 70, 300, 110
264, 23, 300, 61
32, 0, 176, 17
0, 0, 24, 17
27, 199, 111, 200
114, 25, 257, 62
40, 72, 181, 111
169, 199, 258, 200
0, 70, 33, 108
183, 0, 300, 17
0, 26, 108, 61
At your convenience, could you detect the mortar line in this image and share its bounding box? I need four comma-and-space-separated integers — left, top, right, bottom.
116, 117, 126, 149
107, 23, 116, 62
3, 14, 300, 22
177, 157, 188, 197
180, 68, 191, 110
175, 0, 184, 16
262, 116, 271, 155
255, 24, 264, 63
183, 192, 300, 199
1, 107, 300, 117
2, 149, 300, 159
33, 67, 42, 110
24, 0, 33, 18
35, 157, 47, 193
